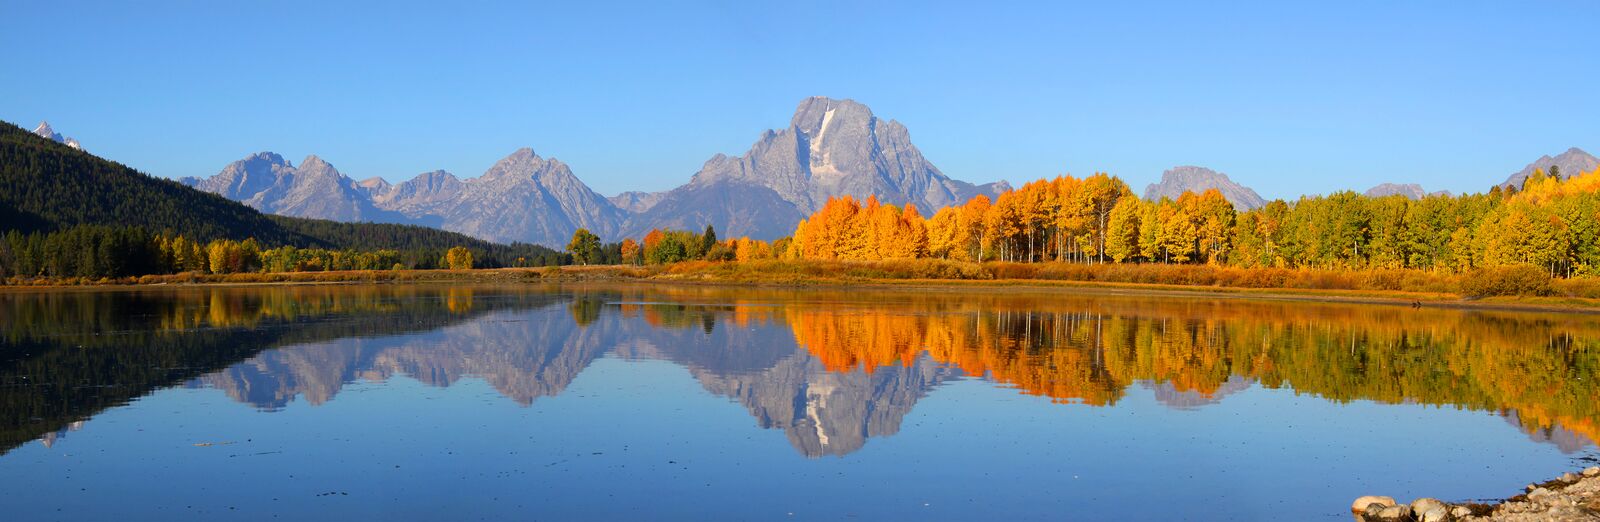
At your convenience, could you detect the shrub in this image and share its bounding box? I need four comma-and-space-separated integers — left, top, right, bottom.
1458, 264, 1553, 298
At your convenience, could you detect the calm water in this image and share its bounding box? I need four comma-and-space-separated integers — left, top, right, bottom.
0, 284, 1596, 521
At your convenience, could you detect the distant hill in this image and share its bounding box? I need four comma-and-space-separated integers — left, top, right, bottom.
1143, 166, 1266, 210
1503, 147, 1598, 188
0, 120, 556, 260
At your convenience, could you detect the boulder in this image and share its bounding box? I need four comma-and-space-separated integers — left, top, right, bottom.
1353, 495, 1398, 512
1376, 505, 1410, 520
1410, 498, 1448, 517
1418, 506, 1450, 522
1583, 466, 1599, 477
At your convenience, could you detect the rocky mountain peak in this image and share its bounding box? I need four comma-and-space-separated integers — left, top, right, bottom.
1364, 183, 1428, 199
297, 155, 338, 174
1504, 147, 1599, 188
32, 121, 82, 150
32, 121, 57, 140
246, 151, 289, 165
1144, 166, 1267, 210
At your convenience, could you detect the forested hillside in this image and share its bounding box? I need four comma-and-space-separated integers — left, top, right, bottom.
0, 120, 561, 279
0, 121, 304, 244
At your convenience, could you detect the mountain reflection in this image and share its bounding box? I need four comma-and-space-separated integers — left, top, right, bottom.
3, 285, 1598, 458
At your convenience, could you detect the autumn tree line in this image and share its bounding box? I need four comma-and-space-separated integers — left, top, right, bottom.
777, 166, 1600, 277
0, 226, 520, 281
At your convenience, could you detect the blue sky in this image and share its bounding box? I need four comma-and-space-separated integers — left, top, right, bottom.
3, 0, 1595, 200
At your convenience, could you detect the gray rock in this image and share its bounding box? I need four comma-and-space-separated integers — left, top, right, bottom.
1418, 506, 1450, 522
1377, 505, 1411, 520
1143, 165, 1268, 210
1411, 498, 1448, 517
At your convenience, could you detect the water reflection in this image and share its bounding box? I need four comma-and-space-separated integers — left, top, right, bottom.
2, 284, 1597, 459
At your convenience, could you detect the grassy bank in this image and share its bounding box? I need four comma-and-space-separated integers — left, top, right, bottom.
7, 260, 1600, 312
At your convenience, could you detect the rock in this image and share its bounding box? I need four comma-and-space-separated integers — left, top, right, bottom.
1527, 483, 1539, 492
1527, 486, 1552, 498
1583, 466, 1599, 477
1362, 502, 1388, 520
1376, 505, 1410, 520
1411, 498, 1448, 517
1450, 506, 1472, 518
1353, 495, 1398, 512
1417, 506, 1450, 522
1560, 472, 1580, 483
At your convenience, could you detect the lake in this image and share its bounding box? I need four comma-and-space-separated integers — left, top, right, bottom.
0, 284, 1595, 520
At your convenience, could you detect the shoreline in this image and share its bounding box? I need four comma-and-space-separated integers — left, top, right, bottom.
1354, 466, 1600, 521
4, 264, 1600, 315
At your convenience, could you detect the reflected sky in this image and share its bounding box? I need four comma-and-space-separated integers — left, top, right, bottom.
1, 284, 1596, 520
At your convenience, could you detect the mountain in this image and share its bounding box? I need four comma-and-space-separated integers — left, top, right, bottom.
1143, 166, 1267, 210
421, 148, 627, 246
372, 169, 463, 219
188, 153, 407, 223
607, 190, 665, 213
1503, 147, 1599, 188
31, 121, 81, 150
0, 119, 557, 261
624, 96, 1010, 239
1363, 183, 1428, 199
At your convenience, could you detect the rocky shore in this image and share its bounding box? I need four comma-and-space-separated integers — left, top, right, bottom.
1353, 466, 1600, 521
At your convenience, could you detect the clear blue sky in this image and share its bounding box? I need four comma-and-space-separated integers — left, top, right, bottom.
3, 0, 1595, 200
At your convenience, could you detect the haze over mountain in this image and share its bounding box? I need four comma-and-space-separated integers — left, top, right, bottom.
1143, 166, 1267, 210
1503, 147, 1599, 188
31, 121, 80, 150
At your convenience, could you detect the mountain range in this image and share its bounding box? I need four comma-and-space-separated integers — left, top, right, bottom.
29, 107, 1597, 248
180, 97, 1011, 246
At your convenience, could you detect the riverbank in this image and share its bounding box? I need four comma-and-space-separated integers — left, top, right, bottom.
1354, 466, 1600, 521
6, 260, 1600, 314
